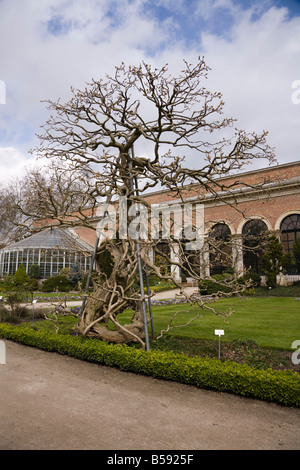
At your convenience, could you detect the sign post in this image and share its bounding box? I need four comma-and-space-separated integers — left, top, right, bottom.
215, 329, 224, 359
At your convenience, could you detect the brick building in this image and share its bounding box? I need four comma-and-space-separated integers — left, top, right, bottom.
140, 159, 300, 283
1, 160, 299, 283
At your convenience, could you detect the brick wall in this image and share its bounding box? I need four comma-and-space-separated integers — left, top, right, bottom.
143, 160, 300, 204
143, 161, 300, 236
34, 160, 300, 237
203, 191, 300, 233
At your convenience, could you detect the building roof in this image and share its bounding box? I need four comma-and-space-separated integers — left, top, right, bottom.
1, 227, 93, 253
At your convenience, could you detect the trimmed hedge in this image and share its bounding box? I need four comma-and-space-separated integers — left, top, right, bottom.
0, 323, 299, 407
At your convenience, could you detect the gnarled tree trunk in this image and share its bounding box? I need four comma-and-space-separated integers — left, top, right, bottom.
77, 240, 149, 347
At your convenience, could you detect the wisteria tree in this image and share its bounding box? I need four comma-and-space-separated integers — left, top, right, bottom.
26, 58, 275, 349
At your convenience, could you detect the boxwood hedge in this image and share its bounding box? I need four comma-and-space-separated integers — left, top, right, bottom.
0, 323, 299, 407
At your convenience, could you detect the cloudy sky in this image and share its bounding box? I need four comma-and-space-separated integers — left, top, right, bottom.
0, 0, 300, 183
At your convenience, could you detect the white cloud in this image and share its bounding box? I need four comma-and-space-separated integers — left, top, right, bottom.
0, 147, 34, 182
0, 0, 167, 125
0, 0, 299, 183
199, 5, 300, 166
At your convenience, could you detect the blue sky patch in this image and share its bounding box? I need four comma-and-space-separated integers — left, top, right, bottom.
47, 15, 73, 36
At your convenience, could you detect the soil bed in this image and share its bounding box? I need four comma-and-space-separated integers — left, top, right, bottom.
149, 336, 299, 374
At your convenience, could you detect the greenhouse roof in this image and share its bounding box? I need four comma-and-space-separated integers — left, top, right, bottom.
1, 227, 94, 253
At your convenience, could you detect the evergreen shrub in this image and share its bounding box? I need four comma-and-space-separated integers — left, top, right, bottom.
0, 323, 299, 407
13, 264, 29, 286
199, 274, 234, 295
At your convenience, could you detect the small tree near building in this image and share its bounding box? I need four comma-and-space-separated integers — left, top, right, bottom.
29, 264, 41, 280
262, 235, 286, 287
13, 264, 29, 287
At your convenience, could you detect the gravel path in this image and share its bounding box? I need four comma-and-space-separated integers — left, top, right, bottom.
0, 340, 299, 451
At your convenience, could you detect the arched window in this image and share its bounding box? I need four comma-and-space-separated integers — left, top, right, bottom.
280, 214, 300, 274
242, 219, 268, 273
209, 223, 232, 275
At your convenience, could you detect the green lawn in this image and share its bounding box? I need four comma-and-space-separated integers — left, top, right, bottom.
119, 297, 300, 350
12, 295, 300, 351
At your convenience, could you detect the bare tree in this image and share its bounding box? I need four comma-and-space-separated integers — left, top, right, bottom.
0, 183, 30, 246
27, 58, 275, 348
0, 160, 97, 244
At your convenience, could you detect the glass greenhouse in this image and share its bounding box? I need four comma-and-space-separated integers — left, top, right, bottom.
0, 227, 93, 278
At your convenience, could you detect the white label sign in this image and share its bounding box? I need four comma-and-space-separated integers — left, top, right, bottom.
215, 329, 224, 336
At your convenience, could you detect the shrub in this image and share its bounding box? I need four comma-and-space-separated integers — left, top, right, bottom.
13, 264, 29, 286
261, 235, 287, 287
29, 264, 41, 280
199, 272, 261, 296
2, 291, 27, 317
243, 272, 261, 287
25, 278, 39, 292
41, 275, 73, 292
0, 312, 21, 323
253, 285, 300, 297
66, 263, 84, 287
0, 323, 299, 407
146, 273, 162, 286
199, 273, 234, 295
147, 280, 177, 293
0, 306, 13, 322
